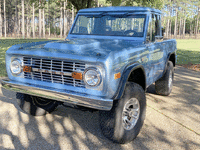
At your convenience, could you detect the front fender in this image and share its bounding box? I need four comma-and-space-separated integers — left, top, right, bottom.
112, 63, 146, 100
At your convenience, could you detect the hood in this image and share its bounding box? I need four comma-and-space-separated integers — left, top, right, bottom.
6, 39, 144, 62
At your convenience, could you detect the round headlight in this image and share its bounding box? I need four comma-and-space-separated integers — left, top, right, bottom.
10, 59, 22, 75
84, 68, 101, 86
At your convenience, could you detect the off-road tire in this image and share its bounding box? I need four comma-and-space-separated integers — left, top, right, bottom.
16, 93, 59, 116
99, 82, 146, 144
155, 61, 174, 96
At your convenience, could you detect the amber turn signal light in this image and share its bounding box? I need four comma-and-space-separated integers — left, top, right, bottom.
72, 72, 83, 80
23, 66, 32, 72
114, 72, 121, 79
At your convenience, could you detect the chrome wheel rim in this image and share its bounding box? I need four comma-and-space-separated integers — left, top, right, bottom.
122, 98, 140, 130
168, 70, 173, 89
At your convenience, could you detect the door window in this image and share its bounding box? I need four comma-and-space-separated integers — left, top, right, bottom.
146, 14, 161, 42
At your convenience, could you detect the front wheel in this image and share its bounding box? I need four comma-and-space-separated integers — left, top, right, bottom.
16, 93, 59, 116
99, 82, 146, 144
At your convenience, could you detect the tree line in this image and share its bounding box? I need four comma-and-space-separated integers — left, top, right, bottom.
0, 0, 199, 39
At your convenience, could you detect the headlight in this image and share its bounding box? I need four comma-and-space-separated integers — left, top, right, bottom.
10, 59, 22, 75
84, 68, 101, 86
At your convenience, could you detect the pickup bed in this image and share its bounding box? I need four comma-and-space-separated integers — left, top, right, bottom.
1, 6, 176, 143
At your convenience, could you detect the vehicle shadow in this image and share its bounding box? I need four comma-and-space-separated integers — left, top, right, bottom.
0, 87, 170, 150
146, 66, 200, 135
0, 66, 200, 150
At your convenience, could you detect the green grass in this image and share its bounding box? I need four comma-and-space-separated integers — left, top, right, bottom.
0, 38, 200, 77
176, 39, 200, 65
0, 39, 52, 77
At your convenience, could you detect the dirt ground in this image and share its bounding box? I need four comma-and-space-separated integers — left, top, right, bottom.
178, 64, 200, 72
0, 66, 200, 150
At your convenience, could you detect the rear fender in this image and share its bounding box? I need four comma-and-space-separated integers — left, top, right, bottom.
164, 52, 176, 74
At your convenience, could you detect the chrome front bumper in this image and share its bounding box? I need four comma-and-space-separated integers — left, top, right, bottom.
0, 78, 113, 110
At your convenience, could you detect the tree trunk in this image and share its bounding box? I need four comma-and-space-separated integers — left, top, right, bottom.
166, 18, 169, 38
190, 21, 192, 37
49, 22, 50, 37
53, 13, 55, 36
14, 0, 18, 37
169, 2, 172, 38
60, 7, 63, 38
7, 4, 10, 36
179, 19, 181, 38
196, 7, 199, 37
4, 0, 6, 37
26, 3, 29, 38
87, 0, 92, 8
198, 7, 200, 35
0, 0, 2, 37
72, 5, 74, 25
22, 0, 24, 38
174, 7, 177, 38
169, 20, 171, 38
18, 10, 20, 37
193, 23, 195, 38
48, 2, 50, 37
39, 0, 41, 38
166, 2, 171, 39
64, 1, 68, 37
183, 18, 186, 38
32, 3, 35, 38
43, 8, 45, 38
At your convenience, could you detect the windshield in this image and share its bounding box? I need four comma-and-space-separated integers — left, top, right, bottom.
71, 14, 146, 37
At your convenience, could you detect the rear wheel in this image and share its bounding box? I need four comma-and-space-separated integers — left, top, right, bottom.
16, 93, 59, 116
155, 61, 174, 96
99, 82, 146, 144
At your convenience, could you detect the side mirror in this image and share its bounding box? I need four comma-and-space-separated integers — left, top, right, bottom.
155, 36, 163, 42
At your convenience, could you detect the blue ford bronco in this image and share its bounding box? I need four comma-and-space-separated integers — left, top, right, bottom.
1, 7, 176, 143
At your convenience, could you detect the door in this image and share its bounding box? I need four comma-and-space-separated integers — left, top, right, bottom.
145, 13, 165, 86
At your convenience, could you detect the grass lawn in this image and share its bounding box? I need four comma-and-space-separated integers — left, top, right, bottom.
0, 39, 200, 77
176, 39, 200, 65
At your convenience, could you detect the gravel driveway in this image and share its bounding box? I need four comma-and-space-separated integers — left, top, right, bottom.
0, 66, 200, 150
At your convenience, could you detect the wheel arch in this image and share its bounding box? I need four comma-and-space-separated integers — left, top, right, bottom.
164, 52, 176, 74
113, 63, 146, 100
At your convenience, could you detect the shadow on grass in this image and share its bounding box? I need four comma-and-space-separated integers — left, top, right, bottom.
176, 49, 200, 65
0, 39, 51, 47
0, 63, 7, 77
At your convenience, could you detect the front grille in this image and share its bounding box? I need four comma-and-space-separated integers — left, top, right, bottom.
23, 56, 85, 88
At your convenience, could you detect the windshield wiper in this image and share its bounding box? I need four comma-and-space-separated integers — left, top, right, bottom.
84, 12, 131, 18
